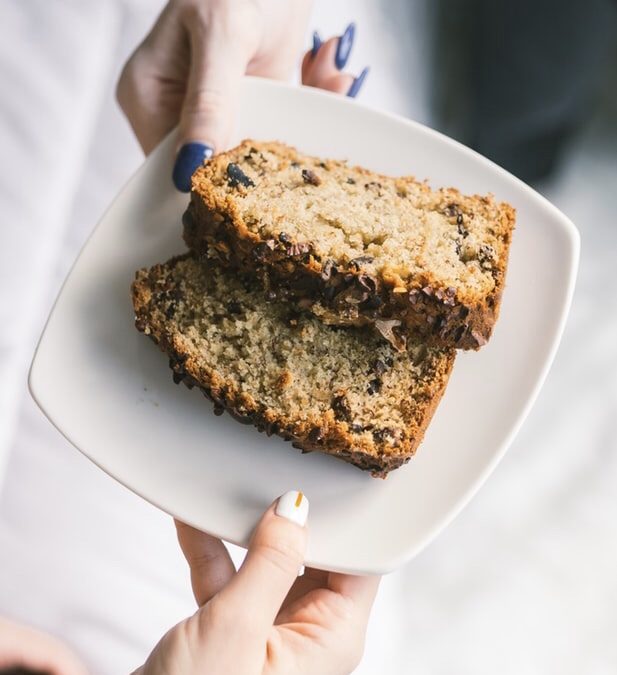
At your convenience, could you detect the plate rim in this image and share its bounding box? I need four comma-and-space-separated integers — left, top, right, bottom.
28, 76, 580, 574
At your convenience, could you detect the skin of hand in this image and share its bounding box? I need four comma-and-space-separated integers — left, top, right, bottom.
116, 0, 368, 189
134, 493, 379, 675
0, 616, 87, 675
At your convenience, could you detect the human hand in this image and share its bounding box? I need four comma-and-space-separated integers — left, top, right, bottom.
0, 616, 87, 675
116, 0, 369, 189
134, 492, 379, 675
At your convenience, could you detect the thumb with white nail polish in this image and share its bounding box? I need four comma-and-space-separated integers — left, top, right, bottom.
211, 491, 310, 629
137, 487, 379, 674
275, 490, 309, 526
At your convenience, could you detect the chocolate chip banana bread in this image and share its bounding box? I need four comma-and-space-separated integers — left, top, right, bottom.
132, 254, 455, 477
183, 140, 515, 350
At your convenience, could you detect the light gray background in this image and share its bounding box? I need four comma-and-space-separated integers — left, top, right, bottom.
0, 1, 616, 672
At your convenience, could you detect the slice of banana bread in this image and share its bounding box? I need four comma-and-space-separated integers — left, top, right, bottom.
132, 254, 455, 477
184, 140, 515, 350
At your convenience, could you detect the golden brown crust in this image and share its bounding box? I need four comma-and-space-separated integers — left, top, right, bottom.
131, 255, 455, 477
185, 140, 516, 350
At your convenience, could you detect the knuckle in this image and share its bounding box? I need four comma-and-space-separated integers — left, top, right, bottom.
183, 87, 227, 118
188, 543, 225, 570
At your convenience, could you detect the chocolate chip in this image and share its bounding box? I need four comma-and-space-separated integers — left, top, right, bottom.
375, 318, 405, 351
409, 289, 421, 304
459, 306, 470, 319
367, 378, 382, 395
287, 241, 311, 257
346, 177, 356, 185
253, 242, 272, 261
457, 213, 464, 225
332, 394, 352, 421
213, 404, 225, 416
321, 259, 337, 281
372, 359, 389, 375
279, 232, 291, 244
172, 371, 183, 384
433, 315, 446, 333
323, 285, 337, 302
445, 203, 461, 218
227, 301, 242, 314
356, 273, 377, 292
480, 244, 493, 257
182, 209, 195, 231
308, 427, 323, 443
361, 294, 383, 310
422, 285, 434, 297
226, 162, 254, 188
471, 330, 488, 347
266, 422, 279, 435
351, 423, 364, 433
302, 169, 321, 186
349, 256, 375, 271
165, 304, 176, 319
454, 325, 467, 343
478, 245, 495, 270
340, 286, 369, 305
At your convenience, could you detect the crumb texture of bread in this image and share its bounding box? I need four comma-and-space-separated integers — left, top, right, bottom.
185, 140, 516, 349
132, 255, 455, 476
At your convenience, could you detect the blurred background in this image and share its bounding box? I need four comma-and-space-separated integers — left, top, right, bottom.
1, 0, 616, 672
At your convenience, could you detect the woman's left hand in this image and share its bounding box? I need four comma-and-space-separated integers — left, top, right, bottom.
134, 492, 379, 675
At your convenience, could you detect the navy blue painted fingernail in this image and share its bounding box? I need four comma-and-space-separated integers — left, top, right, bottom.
347, 66, 369, 98
172, 142, 214, 192
311, 31, 322, 58
335, 23, 355, 70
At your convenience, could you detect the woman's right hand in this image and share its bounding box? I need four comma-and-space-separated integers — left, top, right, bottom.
116, 0, 368, 189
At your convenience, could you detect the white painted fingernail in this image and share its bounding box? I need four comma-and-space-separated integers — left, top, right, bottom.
275, 490, 309, 527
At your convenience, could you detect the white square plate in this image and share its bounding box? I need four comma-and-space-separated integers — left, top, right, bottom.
29, 77, 579, 574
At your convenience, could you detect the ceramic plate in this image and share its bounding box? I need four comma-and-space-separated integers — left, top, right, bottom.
29, 77, 579, 574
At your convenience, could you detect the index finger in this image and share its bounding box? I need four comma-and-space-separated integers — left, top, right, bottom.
175, 519, 236, 607
327, 572, 381, 614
